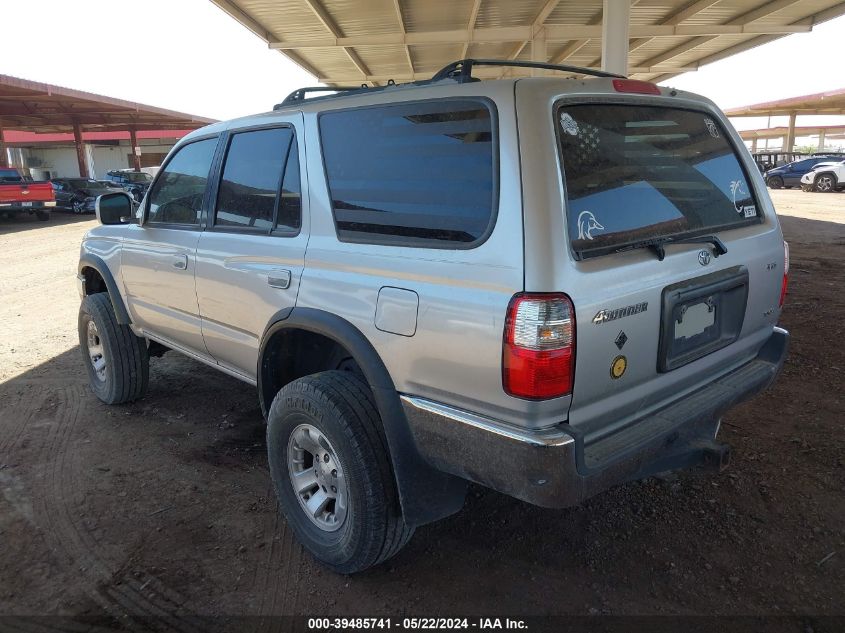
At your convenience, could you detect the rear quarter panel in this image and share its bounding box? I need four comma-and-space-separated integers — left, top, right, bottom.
294, 81, 561, 426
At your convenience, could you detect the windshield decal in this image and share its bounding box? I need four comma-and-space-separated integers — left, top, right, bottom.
560, 112, 580, 136
704, 117, 720, 138
577, 210, 604, 240
742, 204, 756, 218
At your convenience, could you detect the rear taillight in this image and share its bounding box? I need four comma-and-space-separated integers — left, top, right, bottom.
503, 293, 576, 400
780, 240, 789, 307
612, 79, 661, 95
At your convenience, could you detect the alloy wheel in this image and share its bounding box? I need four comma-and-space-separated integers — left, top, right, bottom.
287, 423, 349, 532
86, 320, 107, 382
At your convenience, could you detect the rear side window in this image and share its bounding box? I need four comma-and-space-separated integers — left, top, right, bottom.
147, 138, 217, 225
320, 99, 496, 247
215, 127, 300, 232
556, 104, 760, 258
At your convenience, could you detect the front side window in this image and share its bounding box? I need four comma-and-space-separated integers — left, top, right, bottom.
147, 138, 217, 225
215, 127, 299, 231
320, 99, 496, 247
557, 104, 760, 258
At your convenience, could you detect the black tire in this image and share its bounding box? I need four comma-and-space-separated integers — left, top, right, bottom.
267, 370, 413, 573
35, 210, 50, 221
815, 173, 836, 193
767, 176, 784, 189
78, 293, 149, 404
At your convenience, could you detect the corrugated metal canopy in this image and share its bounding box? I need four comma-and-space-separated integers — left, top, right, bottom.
725, 87, 845, 116
0, 74, 216, 133
210, 0, 845, 85
739, 125, 845, 139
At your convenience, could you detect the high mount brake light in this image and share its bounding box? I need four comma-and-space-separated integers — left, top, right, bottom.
612, 79, 661, 95
503, 293, 576, 400
780, 241, 789, 307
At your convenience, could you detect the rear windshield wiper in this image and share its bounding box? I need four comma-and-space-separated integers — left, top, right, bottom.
616, 234, 728, 261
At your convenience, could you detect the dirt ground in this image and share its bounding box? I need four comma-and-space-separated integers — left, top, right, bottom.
0, 190, 843, 624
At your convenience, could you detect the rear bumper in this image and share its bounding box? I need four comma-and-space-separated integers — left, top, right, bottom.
402, 327, 789, 508
0, 201, 55, 211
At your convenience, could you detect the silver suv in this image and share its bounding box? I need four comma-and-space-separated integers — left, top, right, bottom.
77, 60, 789, 573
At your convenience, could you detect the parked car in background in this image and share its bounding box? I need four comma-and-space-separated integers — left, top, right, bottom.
53, 178, 122, 213
103, 169, 153, 201
0, 167, 55, 221
97, 179, 126, 190
800, 160, 845, 192
764, 156, 842, 189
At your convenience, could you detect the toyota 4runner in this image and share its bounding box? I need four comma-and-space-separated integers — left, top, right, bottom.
77, 59, 789, 573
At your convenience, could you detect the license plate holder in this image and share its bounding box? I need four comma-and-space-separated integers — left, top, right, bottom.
658, 266, 749, 372
21, 201, 33, 207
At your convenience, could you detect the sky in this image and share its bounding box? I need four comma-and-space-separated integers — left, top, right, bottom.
1, 0, 844, 139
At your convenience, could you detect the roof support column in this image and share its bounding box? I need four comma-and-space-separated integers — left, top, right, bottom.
601, 0, 630, 76
72, 120, 89, 178
129, 128, 142, 172
531, 29, 547, 76
0, 123, 8, 168
751, 137, 758, 153
818, 129, 826, 151
785, 111, 797, 154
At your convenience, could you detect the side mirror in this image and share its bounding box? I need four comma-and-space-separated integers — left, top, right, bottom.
95, 192, 137, 225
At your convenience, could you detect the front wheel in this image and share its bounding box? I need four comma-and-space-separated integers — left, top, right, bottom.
266, 371, 413, 573
78, 293, 149, 404
815, 173, 836, 193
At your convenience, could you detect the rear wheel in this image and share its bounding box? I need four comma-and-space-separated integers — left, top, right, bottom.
815, 173, 836, 193
266, 370, 413, 573
767, 176, 783, 189
78, 293, 149, 404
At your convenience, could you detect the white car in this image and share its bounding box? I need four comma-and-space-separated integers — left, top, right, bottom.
801, 159, 845, 192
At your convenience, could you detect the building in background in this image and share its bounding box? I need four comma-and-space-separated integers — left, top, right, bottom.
3, 129, 193, 180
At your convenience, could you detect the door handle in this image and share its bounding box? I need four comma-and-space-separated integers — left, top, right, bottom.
267, 269, 292, 289
172, 255, 188, 270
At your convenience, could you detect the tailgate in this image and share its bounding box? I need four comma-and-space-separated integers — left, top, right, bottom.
551, 99, 786, 441
0, 181, 54, 203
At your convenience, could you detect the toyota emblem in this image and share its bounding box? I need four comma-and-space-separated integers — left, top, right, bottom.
698, 250, 711, 266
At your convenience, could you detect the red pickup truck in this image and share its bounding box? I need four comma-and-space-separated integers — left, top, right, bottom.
0, 167, 56, 221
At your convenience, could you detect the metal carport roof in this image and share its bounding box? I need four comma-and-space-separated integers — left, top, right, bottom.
725, 87, 845, 117
0, 74, 215, 134
0, 74, 215, 175
209, 0, 845, 85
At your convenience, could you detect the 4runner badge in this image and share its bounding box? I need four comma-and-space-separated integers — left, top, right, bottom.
592, 302, 648, 325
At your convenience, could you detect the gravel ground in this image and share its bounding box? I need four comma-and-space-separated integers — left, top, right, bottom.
0, 190, 842, 623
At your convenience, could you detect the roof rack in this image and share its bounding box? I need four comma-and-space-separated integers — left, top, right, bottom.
431, 58, 626, 82
274, 58, 625, 110
274, 85, 370, 109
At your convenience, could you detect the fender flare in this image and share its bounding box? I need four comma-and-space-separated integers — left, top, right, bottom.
258, 307, 467, 527
78, 253, 132, 325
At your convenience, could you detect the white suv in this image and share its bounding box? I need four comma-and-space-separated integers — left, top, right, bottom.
801, 159, 845, 192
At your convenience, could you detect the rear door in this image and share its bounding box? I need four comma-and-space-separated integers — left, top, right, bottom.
194, 116, 308, 379
538, 97, 786, 440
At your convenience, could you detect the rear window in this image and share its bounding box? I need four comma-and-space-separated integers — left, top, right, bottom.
556, 104, 760, 258
0, 169, 22, 183
320, 99, 496, 248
